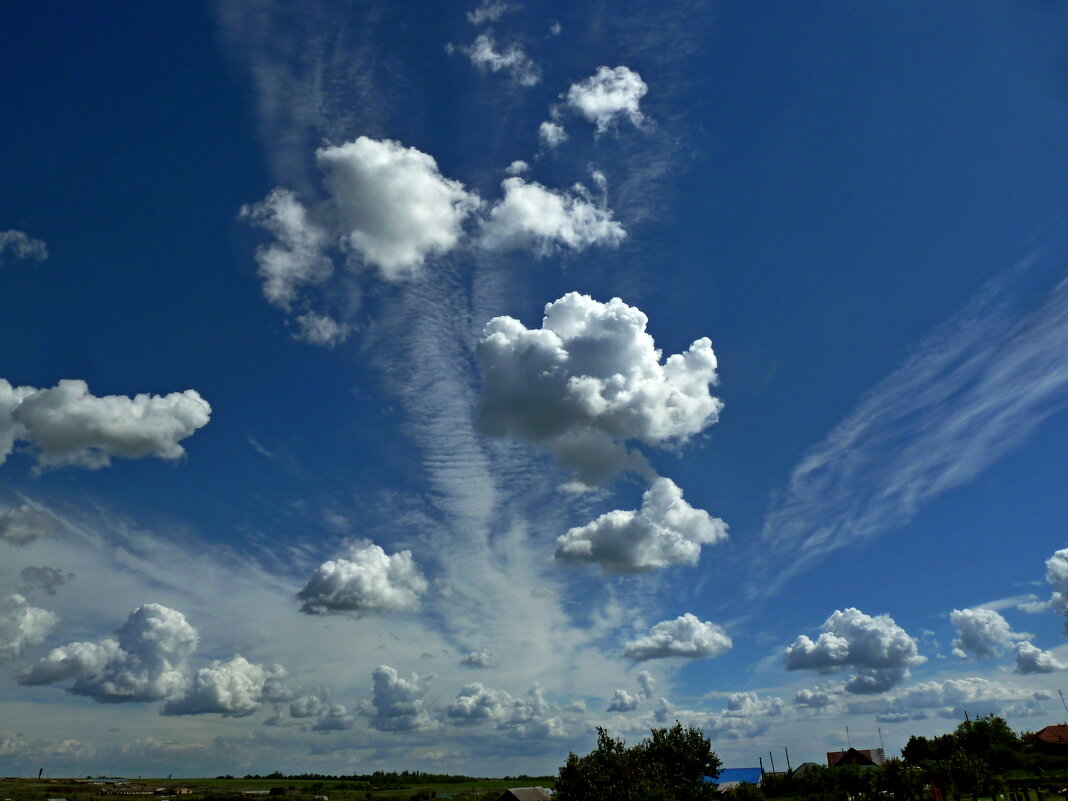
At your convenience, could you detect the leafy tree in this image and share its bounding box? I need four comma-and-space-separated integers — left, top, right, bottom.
556, 723, 721, 801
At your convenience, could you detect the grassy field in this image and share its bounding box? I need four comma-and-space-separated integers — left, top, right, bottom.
0, 777, 556, 801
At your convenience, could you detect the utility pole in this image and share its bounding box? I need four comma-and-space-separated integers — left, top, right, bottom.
785, 747, 792, 772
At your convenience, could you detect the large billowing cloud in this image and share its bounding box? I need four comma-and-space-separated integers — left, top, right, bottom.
784, 608, 925, 694
318, 137, 480, 280
162, 656, 289, 717
950, 607, 1029, 659
0, 594, 57, 661
20, 604, 198, 703
1015, 642, 1067, 674
566, 66, 648, 133
297, 539, 428, 616
555, 477, 726, 572
459, 34, 540, 86
0, 379, 211, 471
360, 665, 439, 732
479, 177, 625, 255
623, 613, 732, 661
477, 293, 721, 485
0, 504, 58, 546
0, 230, 48, 265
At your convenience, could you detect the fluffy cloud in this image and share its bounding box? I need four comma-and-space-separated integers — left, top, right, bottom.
318, 137, 480, 280
538, 121, 568, 148
950, 607, 1029, 659
240, 188, 332, 310
1045, 549, 1068, 623
566, 66, 648, 133
361, 665, 439, 732
555, 477, 727, 572
1015, 641, 1067, 674
297, 539, 429, 616
467, 0, 508, 25
784, 608, 926, 694
702, 692, 784, 741
0, 378, 211, 470
479, 177, 625, 255
460, 34, 540, 86
793, 684, 840, 709
19, 566, 72, 596
846, 676, 1051, 720
0, 594, 57, 661
448, 683, 565, 739
289, 694, 328, 718
606, 671, 656, 711
477, 293, 721, 485
312, 704, 355, 731
623, 613, 732, 661
460, 649, 496, 668
0, 230, 47, 264
0, 504, 57, 546
505, 160, 529, 176
293, 311, 351, 348
20, 603, 198, 702
163, 656, 287, 717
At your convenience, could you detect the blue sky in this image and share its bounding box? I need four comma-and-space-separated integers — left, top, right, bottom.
2, 0, 1068, 777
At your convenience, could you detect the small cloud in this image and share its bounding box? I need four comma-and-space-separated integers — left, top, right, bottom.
19, 566, 73, 596
624, 613, 732, 661
565, 66, 648, 133
505, 160, 530, 176
1015, 641, 1068, 674
538, 121, 568, 148
0, 230, 48, 265
298, 539, 429, 617
549, 21, 561, 36
293, 311, 351, 348
460, 649, 496, 668
467, 0, 508, 25
0, 593, 57, 661
459, 34, 540, 87
0, 504, 58, 546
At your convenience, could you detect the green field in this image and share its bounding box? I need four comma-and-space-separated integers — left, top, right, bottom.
0, 777, 556, 801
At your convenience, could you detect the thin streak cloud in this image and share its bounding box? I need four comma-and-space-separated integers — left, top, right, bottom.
749, 259, 1068, 598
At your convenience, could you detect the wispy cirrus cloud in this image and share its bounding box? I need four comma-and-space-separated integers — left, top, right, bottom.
749, 259, 1068, 599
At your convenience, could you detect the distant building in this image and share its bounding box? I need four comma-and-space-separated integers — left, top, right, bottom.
1028, 725, 1068, 754
705, 768, 763, 790
497, 787, 553, 801
827, 748, 885, 767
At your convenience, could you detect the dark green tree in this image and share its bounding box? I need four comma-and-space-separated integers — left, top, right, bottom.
556, 723, 722, 801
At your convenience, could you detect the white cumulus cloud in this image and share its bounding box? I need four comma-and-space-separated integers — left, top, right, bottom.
318, 137, 480, 280
467, 0, 508, 25
361, 665, 439, 732
1044, 548, 1068, 623
784, 608, 926, 694
846, 676, 1051, 720
477, 293, 721, 486
538, 121, 568, 148
623, 613, 731, 661
240, 188, 332, 311
566, 66, 648, 133
461, 34, 540, 86
20, 603, 198, 703
1015, 641, 1067, 674
555, 477, 726, 572
448, 683, 565, 739
479, 177, 625, 255
950, 607, 1029, 659
163, 656, 287, 717
0, 378, 211, 471
298, 539, 429, 617
0, 594, 57, 661
293, 311, 351, 348
460, 649, 496, 668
